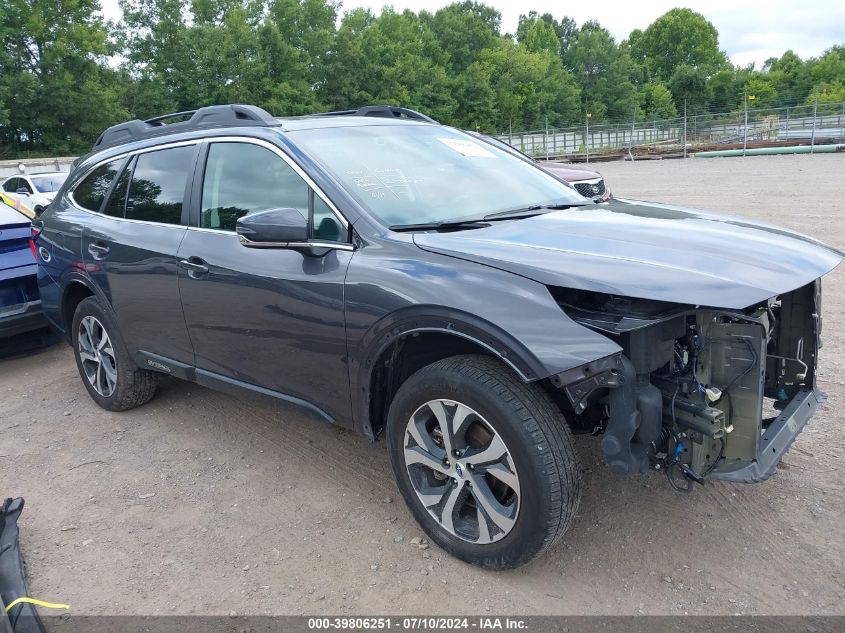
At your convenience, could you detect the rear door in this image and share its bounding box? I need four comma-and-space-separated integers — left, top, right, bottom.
176, 138, 353, 424
79, 142, 199, 365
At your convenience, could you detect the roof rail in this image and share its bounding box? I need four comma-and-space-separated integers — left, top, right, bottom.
314, 105, 438, 123
93, 104, 279, 150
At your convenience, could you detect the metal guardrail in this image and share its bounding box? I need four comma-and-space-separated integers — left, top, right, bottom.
500, 102, 845, 159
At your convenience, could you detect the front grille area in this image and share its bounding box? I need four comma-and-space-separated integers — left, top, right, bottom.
574, 180, 606, 198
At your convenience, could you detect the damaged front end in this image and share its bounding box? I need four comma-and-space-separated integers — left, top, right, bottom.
549, 281, 824, 488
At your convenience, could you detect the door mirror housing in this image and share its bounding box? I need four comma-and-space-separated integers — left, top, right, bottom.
16, 188, 30, 196
236, 208, 308, 247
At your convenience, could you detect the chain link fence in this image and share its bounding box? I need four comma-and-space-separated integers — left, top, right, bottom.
498, 101, 845, 160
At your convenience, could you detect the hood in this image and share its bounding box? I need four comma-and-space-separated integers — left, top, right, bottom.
413, 199, 843, 309
539, 162, 602, 182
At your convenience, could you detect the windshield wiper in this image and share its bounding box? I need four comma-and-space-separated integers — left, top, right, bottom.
389, 219, 491, 232
389, 201, 590, 232
483, 201, 590, 221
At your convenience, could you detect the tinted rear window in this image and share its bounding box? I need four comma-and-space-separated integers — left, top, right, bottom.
73, 161, 122, 212
126, 146, 194, 225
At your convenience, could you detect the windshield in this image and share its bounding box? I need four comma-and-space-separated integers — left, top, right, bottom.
32, 174, 67, 193
289, 125, 584, 226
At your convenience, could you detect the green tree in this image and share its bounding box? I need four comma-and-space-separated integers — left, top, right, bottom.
744, 77, 778, 109
516, 12, 559, 56
429, 1, 500, 72
809, 46, 845, 85
762, 50, 813, 105
706, 65, 765, 113
120, 0, 336, 116
0, 0, 128, 155
639, 82, 678, 120
668, 64, 708, 114
315, 7, 374, 110
479, 37, 579, 131
630, 8, 727, 81
452, 61, 498, 131
320, 9, 455, 121
568, 21, 638, 121
806, 81, 845, 105
548, 16, 579, 70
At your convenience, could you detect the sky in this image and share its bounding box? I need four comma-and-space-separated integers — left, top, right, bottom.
99, 0, 845, 69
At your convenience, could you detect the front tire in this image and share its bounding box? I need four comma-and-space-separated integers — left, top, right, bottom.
386, 354, 581, 569
72, 296, 157, 411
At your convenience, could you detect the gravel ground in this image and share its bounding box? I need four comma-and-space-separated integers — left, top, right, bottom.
1, 153, 844, 616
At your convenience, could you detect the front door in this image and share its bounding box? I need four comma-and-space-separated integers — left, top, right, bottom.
177, 139, 353, 424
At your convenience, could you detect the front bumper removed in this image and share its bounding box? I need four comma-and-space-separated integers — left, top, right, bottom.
710, 388, 824, 483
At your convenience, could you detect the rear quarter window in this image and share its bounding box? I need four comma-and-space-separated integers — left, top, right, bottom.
102, 158, 133, 218
72, 160, 122, 212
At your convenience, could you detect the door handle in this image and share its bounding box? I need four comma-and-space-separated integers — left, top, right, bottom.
87, 242, 110, 260
179, 257, 209, 278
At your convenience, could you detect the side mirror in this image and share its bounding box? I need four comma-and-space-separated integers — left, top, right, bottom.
16, 188, 30, 196
236, 208, 308, 247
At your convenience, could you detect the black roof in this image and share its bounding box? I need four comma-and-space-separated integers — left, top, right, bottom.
93, 104, 437, 151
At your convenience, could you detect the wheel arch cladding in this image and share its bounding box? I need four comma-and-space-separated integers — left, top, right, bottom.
344, 243, 623, 439
61, 279, 96, 338
360, 317, 533, 440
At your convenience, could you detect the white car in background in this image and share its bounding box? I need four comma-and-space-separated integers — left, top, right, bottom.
1, 172, 68, 215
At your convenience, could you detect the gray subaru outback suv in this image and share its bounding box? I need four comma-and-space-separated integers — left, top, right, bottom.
35, 104, 842, 568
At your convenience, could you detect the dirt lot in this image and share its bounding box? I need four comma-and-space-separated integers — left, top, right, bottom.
2, 153, 844, 616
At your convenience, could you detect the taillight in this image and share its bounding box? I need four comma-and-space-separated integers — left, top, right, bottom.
30, 238, 38, 259
31, 225, 42, 239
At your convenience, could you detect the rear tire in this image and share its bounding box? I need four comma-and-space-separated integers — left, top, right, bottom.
72, 296, 157, 411
386, 354, 581, 568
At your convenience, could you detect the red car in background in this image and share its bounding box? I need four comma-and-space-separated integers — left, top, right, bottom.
538, 161, 611, 202
472, 133, 612, 203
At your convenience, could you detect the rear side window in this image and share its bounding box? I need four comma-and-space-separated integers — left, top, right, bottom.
200, 142, 309, 231
2, 178, 18, 192
102, 158, 133, 218
32, 174, 67, 193
126, 146, 194, 225
73, 160, 122, 212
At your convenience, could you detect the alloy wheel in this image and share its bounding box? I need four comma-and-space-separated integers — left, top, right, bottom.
78, 315, 118, 397
403, 399, 520, 544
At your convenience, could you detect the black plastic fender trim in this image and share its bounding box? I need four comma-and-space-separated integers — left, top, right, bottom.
550, 353, 625, 413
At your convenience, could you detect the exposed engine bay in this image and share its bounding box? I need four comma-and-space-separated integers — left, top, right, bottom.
550, 280, 823, 491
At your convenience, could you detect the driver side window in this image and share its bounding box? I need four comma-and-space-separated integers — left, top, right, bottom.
200, 141, 344, 242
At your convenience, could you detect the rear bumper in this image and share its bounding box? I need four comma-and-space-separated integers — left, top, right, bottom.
0, 300, 47, 338
710, 388, 822, 483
